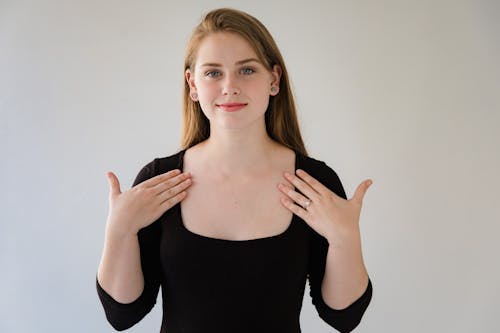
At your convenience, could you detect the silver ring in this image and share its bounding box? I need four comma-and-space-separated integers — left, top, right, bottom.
302, 199, 312, 209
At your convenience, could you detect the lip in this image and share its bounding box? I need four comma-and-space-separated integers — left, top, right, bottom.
216, 103, 247, 112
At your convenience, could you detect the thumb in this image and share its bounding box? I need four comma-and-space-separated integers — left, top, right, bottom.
353, 179, 372, 204
106, 171, 122, 196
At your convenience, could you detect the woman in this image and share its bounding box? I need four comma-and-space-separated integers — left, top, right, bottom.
97, 8, 373, 333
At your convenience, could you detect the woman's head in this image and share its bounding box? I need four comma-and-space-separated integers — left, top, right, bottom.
181, 8, 307, 156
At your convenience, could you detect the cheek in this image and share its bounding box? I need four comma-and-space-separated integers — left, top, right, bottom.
253, 85, 271, 103
196, 84, 217, 114
196, 81, 217, 99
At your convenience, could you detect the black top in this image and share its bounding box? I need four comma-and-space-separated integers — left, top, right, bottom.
96, 149, 372, 333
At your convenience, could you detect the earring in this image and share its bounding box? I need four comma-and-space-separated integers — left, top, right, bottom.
270, 86, 278, 94
191, 92, 198, 100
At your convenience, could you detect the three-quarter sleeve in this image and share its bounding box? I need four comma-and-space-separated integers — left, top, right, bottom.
96, 159, 163, 331
307, 161, 372, 332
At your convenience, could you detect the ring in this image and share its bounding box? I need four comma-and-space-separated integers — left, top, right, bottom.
302, 199, 312, 209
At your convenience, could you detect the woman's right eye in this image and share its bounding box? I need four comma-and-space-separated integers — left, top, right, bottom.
205, 70, 221, 78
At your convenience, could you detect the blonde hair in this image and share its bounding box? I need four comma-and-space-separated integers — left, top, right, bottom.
181, 8, 308, 156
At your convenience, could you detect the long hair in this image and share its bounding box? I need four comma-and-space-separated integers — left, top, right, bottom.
181, 8, 308, 156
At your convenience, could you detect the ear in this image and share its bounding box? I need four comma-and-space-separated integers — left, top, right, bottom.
185, 69, 199, 101
270, 64, 282, 96
185, 69, 197, 92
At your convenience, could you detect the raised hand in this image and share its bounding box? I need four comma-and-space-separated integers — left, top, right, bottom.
277, 169, 372, 246
105, 169, 193, 238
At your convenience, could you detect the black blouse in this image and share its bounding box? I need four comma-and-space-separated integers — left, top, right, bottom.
96, 149, 372, 332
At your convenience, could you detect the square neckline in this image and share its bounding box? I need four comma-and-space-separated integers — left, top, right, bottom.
175, 148, 300, 243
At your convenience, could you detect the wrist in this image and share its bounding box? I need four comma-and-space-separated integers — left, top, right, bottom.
326, 227, 362, 249
105, 216, 138, 241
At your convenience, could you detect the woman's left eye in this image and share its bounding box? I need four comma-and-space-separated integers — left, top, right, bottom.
241, 67, 255, 75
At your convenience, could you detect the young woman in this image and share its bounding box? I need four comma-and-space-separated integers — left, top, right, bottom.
97, 8, 373, 333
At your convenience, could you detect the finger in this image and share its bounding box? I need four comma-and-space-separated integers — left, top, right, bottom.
352, 179, 372, 204
280, 197, 308, 220
295, 169, 330, 196
140, 169, 183, 188
106, 171, 121, 196
150, 171, 191, 195
283, 171, 319, 200
159, 189, 188, 210
158, 177, 192, 201
277, 183, 311, 209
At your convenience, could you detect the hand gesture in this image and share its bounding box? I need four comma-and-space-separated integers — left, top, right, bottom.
278, 169, 372, 246
105, 169, 192, 238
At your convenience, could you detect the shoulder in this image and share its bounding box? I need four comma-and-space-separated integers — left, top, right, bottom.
297, 152, 347, 199
132, 149, 186, 186
155, 149, 186, 173
296, 152, 338, 178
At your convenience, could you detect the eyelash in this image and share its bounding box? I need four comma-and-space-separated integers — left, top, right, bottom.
205, 67, 256, 78
241, 67, 255, 75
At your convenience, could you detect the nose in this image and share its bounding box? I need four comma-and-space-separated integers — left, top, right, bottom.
221, 75, 240, 96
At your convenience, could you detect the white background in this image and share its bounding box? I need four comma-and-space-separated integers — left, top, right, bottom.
1, 0, 499, 332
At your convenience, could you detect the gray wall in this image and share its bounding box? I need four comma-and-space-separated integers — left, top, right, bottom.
1, 0, 499, 332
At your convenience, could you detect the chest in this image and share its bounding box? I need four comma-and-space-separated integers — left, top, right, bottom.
179, 173, 295, 241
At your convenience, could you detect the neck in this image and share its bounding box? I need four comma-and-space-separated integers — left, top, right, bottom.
198, 122, 279, 176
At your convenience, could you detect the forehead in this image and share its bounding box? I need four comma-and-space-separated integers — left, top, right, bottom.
194, 32, 260, 67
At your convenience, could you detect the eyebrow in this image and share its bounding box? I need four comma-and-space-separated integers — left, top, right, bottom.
200, 58, 261, 67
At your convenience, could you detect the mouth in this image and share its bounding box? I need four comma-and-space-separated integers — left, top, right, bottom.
216, 103, 248, 112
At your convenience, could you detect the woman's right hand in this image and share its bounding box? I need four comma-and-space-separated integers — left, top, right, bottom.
105, 169, 192, 238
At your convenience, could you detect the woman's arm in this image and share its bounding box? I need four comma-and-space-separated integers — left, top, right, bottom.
96, 159, 192, 330
97, 223, 144, 304
281, 158, 372, 332
96, 218, 162, 331
307, 221, 372, 333
322, 229, 370, 309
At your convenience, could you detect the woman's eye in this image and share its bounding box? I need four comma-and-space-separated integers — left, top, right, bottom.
205, 70, 221, 78
241, 67, 255, 75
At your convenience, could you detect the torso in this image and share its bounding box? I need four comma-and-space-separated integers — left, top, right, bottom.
179, 143, 297, 241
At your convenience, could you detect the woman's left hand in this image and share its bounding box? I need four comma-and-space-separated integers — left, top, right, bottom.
278, 169, 372, 246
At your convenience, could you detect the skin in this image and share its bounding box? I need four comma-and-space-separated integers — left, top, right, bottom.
185, 32, 281, 134
279, 170, 372, 309
98, 169, 193, 302
98, 31, 372, 310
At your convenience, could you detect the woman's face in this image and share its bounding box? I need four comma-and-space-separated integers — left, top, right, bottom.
186, 32, 281, 131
